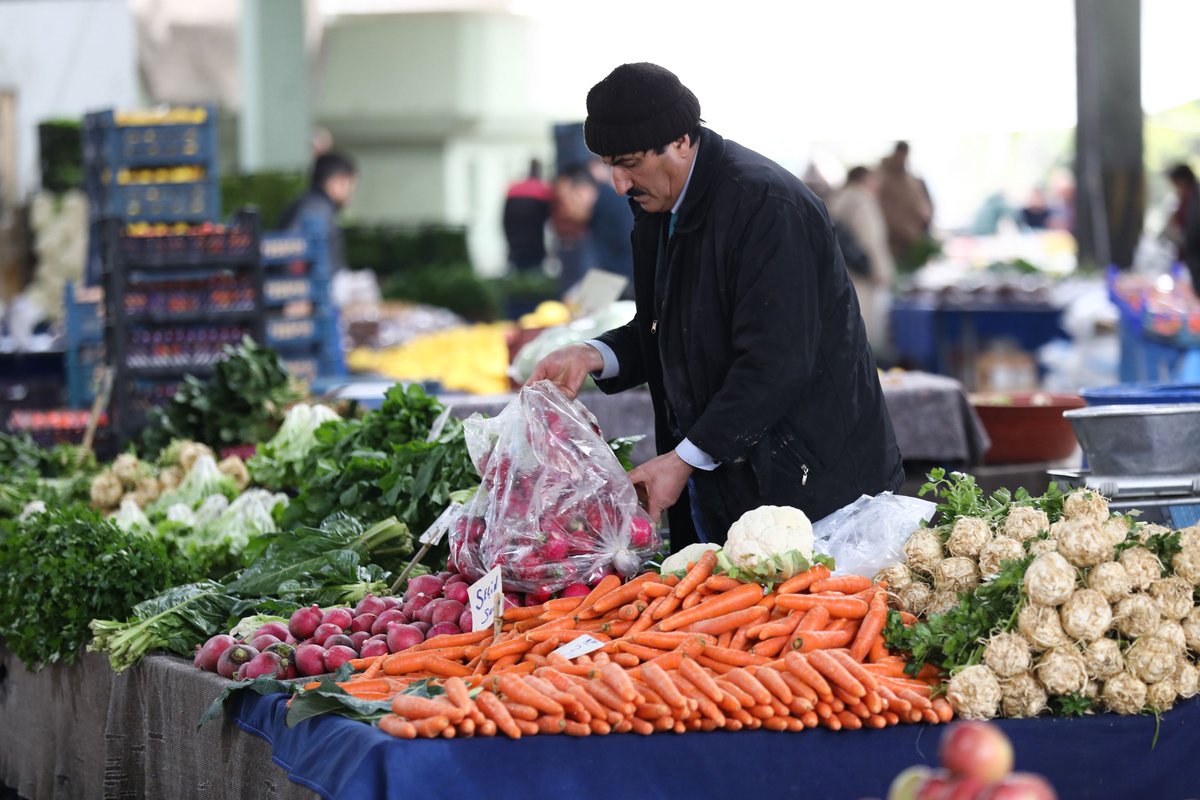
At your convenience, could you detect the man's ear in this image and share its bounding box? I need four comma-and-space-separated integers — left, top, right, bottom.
671, 135, 692, 154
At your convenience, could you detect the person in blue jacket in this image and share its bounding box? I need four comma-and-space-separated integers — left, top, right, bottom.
529, 63, 903, 551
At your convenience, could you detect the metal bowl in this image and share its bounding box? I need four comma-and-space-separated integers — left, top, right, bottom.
1063, 403, 1200, 476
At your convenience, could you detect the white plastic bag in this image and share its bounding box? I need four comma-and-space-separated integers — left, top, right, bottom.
812, 492, 936, 577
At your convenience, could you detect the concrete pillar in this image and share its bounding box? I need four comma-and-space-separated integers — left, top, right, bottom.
1075, 0, 1143, 269
239, 0, 310, 172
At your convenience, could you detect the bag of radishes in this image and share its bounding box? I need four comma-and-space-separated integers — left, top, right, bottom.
447, 380, 659, 594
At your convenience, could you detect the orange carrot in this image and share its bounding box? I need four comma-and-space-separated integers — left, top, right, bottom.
588, 573, 658, 616
474, 692, 521, 738
572, 573, 622, 618
408, 628, 494, 652
796, 604, 831, 632
777, 563, 832, 594
498, 674, 564, 716
809, 575, 874, 594
775, 594, 869, 618
704, 575, 743, 592
931, 695, 955, 723
681, 591, 705, 610
867, 633, 889, 663
378, 713, 417, 739
754, 666, 795, 704
793, 628, 856, 652
674, 550, 719, 598
807, 650, 865, 698
726, 667, 773, 706
502, 604, 548, 622
750, 635, 791, 659
849, 590, 888, 662
697, 654, 736, 675
640, 582, 674, 599
829, 648, 880, 693
659, 583, 764, 631
391, 693, 464, 722
783, 651, 834, 701
652, 592, 684, 620
681, 605, 770, 636
618, 602, 644, 621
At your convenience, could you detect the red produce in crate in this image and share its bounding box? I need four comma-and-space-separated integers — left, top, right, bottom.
446, 381, 660, 593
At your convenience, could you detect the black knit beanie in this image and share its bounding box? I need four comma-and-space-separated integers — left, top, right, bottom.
584, 63, 701, 157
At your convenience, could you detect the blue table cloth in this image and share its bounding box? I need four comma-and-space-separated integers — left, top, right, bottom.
232, 691, 1200, 800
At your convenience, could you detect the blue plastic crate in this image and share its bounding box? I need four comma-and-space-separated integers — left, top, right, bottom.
1082, 382, 1200, 406
63, 283, 103, 345
260, 232, 310, 265
264, 275, 334, 306
65, 345, 106, 408
88, 181, 221, 223
83, 107, 218, 170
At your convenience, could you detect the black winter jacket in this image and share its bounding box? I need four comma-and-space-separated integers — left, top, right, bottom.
595, 128, 903, 549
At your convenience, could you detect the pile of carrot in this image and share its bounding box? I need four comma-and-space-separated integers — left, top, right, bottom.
309, 552, 951, 739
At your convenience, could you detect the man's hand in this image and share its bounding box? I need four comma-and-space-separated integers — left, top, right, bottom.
629, 451, 694, 525
527, 342, 605, 399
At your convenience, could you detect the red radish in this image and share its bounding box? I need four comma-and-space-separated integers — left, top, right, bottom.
458, 608, 473, 633
940, 721, 1014, 784
445, 573, 468, 586
436, 570, 453, 581
289, 604, 324, 640
378, 595, 402, 611
251, 621, 290, 642
312, 623, 344, 646
427, 622, 460, 638
237, 651, 283, 680
416, 601, 440, 624
503, 593, 522, 610
351, 613, 378, 634
887, 765, 933, 800
561, 582, 591, 598
409, 621, 431, 635
401, 594, 433, 620
249, 633, 282, 652
294, 644, 327, 677
280, 665, 298, 680
284, 633, 298, 645
359, 638, 389, 659
979, 774, 1057, 800
323, 634, 354, 651
371, 609, 408, 636
525, 590, 552, 606
386, 623, 425, 653
324, 645, 358, 671
348, 631, 370, 651
354, 593, 388, 618
217, 644, 259, 679
429, 599, 465, 627
444, 582, 469, 604
263, 641, 295, 667
321, 607, 353, 631
194, 634, 237, 672
406, 574, 444, 598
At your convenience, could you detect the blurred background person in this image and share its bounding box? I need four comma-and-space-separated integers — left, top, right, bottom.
878, 141, 934, 269
502, 159, 554, 272
552, 162, 634, 298
829, 166, 895, 359
278, 150, 358, 274
1165, 162, 1200, 290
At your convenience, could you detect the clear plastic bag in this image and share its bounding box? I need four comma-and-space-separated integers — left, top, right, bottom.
447, 380, 660, 594
811, 491, 936, 577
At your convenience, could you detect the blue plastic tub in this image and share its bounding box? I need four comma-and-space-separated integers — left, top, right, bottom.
1081, 382, 1200, 406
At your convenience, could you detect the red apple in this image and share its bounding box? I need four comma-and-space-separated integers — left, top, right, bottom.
940, 721, 1014, 783
944, 776, 987, 800
978, 773, 1056, 800
888, 765, 933, 800
915, 769, 953, 800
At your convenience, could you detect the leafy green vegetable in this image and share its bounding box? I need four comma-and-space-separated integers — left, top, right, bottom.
1115, 527, 1182, 575
198, 674, 301, 728
142, 337, 301, 456
918, 467, 1065, 537
149, 454, 237, 514
247, 403, 341, 490
714, 548, 835, 586
884, 553, 1033, 676
88, 581, 240, 672
1050, 692, 1094, 716
608, 435, 644, 472
0, 506, 185, 669
280, 384, 476, 563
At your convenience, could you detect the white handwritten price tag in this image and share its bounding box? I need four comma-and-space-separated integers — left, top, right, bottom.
469, 566, 503, 633
550, 634, 605, 660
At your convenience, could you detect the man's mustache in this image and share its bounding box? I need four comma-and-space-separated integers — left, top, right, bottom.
625, 187, 647, 198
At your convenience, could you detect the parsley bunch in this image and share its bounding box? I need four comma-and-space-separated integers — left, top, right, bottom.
0, 505, 185, 669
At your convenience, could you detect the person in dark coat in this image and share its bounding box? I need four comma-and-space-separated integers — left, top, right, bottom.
503, 159, 555, 271
529, 63, 904, 551
278, 151, 358, 273
1166, 163, 1200, 291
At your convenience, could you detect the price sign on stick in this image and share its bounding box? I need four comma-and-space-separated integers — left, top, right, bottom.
551, 634, 605, 660
469, 567, 503, 636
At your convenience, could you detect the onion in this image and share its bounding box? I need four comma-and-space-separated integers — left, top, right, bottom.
903, 528, 944, 575
946, 665, 1002, 720
999, 672, 1048, 718
1126, 636, 1177, 684
946, 517, 992, 559
1100, 671, 1147, 715
1087, 561, 1132, 603
1003, 506, 1049, 542
1018, 604, 1069, 651
1114, 594, 1162, 638
1059, 589, 1113, 641
982, 632, 1032, 678
1055, 520, 1111, 568
1118, 547, 1162, 592
1034, 645, 1088, 695
1062, 489, 1109, 523
1083, 637, 1124, 681
934, 557, 980, 595
1148, 577, 1193, 620
1023, 552, 1077, 607
978, 536, 1024, 578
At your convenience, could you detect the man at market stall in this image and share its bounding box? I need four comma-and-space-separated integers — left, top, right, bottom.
278, 150, 358, 274
528, 62, 904, 551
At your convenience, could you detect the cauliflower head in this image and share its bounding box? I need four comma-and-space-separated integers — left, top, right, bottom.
721, 505, 815, 582
659, 542, 721, 576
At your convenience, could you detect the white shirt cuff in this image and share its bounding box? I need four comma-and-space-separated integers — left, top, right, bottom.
585, 339, 620, 380
675, 438, 720, 471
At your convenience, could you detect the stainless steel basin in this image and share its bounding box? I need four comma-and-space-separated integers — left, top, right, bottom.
1063, 403, 1200, 477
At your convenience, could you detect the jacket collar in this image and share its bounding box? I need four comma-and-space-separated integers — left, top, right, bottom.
672, 127, 725, 235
